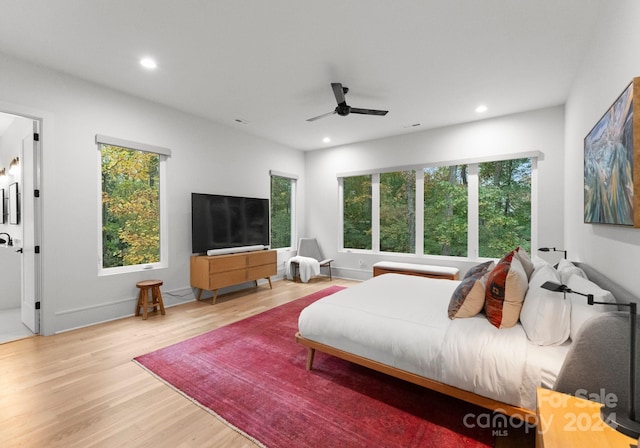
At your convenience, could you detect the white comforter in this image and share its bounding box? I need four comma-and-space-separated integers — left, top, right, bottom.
298, 273, 567, 410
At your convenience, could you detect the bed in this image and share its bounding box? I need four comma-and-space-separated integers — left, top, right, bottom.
296, 257, 637, 420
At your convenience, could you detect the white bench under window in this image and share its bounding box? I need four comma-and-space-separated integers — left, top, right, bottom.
372, 261, 459, 280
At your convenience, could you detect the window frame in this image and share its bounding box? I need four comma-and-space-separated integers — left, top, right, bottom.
338, 151, 540, 260
269, 170, 298, 251
95, 135, 170, 276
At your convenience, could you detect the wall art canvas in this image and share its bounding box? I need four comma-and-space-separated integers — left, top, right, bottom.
584, 78, 640, 227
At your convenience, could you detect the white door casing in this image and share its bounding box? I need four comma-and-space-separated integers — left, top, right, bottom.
20, 125, 39, 333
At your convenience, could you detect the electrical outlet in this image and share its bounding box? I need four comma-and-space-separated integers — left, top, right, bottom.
358, 259, 365, 268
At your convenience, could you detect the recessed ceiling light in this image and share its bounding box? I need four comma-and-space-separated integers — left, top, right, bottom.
475, 105, 488, 113
140, 57, 157, 70
323, 137, 331, 143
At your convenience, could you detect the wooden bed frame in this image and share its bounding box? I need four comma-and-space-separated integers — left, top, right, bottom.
295, 332, 536, 421
296, 262, 638, 425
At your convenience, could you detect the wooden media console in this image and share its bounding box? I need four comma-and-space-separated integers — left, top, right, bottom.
190, 249, 277, 304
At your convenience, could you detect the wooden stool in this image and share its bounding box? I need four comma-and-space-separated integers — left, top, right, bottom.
135, 280, 165, 320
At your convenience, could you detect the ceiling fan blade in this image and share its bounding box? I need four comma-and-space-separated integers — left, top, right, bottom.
350, 108, 389, 116
306, 110, 336, 122
331, 83, 346, 106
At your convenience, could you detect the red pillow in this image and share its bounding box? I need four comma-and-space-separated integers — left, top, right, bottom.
485, 252, 529, 329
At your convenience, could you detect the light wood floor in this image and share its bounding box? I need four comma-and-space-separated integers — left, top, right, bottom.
0, 277, 356, 448
0, 276, 533, 448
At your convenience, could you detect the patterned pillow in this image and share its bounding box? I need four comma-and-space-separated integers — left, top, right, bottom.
448, 261, 495, 319
485, 252, 529, 329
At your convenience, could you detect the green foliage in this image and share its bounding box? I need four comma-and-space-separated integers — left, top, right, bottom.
270, 176, 292, 248
424, 166, 468, 256
101, 145, 160, 268
478, 159, 531, 257
380, 171, 415, 253
341, 158, 531, 257
343, 175, 372, 249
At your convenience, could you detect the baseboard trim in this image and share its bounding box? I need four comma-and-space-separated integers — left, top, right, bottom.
54, 286, 195, 316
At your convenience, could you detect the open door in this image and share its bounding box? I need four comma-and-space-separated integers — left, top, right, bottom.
20, 122, 39, 333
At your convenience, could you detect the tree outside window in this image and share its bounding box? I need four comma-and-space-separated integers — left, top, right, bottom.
380, 170, 415, 253
343, 175, 372, 250
423, 165, 468, 257
478, 158, 531, 257
101, 145, 160, 268
270, 175, 292, 249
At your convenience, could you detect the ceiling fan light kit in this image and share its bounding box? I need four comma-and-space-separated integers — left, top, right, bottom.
307, 83, 389, 122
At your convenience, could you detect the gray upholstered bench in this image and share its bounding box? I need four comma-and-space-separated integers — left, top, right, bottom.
372, 261, 459, 280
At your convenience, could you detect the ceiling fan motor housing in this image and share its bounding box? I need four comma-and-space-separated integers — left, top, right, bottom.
306, 82, 387, 121
336, 104, 351, 116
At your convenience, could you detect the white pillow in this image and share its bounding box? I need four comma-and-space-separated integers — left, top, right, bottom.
566, 275, 617, 341
557, 259, 588, 284
514, 247, 534, 279
531, 255, 552, 271
520, 264, 571, 345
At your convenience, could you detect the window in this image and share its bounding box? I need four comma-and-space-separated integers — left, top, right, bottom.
339, 154, 535, 259
380, 170, 415, 253
478, 158, 531, 257
270, 172, 297, 249
423, 165, 468, 257
97, 135, 170, 273
343, 174, 372, 250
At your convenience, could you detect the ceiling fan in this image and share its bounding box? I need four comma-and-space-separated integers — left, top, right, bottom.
306, 83, 389, 122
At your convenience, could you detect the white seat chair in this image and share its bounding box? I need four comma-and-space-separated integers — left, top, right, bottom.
290, 238, 333, 281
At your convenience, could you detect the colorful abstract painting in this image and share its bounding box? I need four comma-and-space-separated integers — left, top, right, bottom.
584, 81, 635, 226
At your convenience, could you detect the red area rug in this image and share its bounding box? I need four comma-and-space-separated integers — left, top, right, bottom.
134, 286, 494, 447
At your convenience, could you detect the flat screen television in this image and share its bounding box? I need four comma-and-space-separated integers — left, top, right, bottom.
191, 193, 270, 254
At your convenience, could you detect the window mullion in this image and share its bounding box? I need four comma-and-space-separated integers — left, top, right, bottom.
415, 169, 424, 255
372, 173, 380, 252
338, 177, 344, 249
467, 164, 479, 259
290, 178, 297, 249
530, 158, 538, 254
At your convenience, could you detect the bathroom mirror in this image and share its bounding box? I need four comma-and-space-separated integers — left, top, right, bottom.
9, 182, 18, 225
0, 188, 4, 224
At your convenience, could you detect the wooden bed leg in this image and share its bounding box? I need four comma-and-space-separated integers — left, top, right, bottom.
306, 348, 315, 370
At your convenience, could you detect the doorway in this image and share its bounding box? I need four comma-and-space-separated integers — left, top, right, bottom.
0, 111, 40, 343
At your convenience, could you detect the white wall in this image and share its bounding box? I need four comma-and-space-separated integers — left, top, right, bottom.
305, 106, 566, 280
0, 52, 305, 335
0, 115, 31, 310
564, 0, 640, 294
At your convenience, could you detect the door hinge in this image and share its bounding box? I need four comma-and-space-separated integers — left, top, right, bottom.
34, 132, 40, 141
35, 301, 41, 310
35, 246, 40, 254
34, 189, 40, 197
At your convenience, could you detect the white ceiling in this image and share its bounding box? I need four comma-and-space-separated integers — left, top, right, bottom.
0, 0, 603, 150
